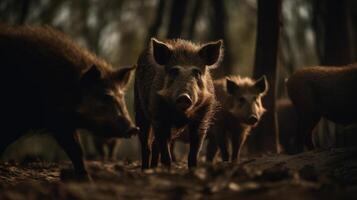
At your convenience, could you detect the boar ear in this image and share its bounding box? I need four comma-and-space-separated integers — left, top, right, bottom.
255, 75, 269, 94
81, 65, 101, 87
151, 38, 172, 66
115, 65, 136, 89
226, 78, 240, 95
199, 40, 223, 67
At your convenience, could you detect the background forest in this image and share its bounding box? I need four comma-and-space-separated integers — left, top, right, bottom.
0, 0, 356, 161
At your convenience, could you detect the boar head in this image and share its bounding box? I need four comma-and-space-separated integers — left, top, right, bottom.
226, 75, 268, 126
77, 65, 138, 138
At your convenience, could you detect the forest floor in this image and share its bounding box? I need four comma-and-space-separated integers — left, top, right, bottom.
0, 148, 357, 200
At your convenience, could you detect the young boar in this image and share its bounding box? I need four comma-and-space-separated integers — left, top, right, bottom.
0, 25, 138, 180
206, 75, 268, 163
135, 38, 223, 169
287, 64, 357, 152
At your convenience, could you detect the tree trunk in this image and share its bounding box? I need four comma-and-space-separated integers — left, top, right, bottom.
18, 0, 30, 25
187, 0, 203, 39
40, 1, 63, 25
167, 0, 189, 39
248, 0, 282, 153
210, 0, 232, 78
352, 1, 357, 61
146, 0, 166, 44
313, 0, 353, 65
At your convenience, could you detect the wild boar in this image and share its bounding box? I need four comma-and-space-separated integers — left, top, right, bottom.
206, 75, 268, 163
287, 64, 357, 153
135, 38, 223, 169
0, 25, 138, 180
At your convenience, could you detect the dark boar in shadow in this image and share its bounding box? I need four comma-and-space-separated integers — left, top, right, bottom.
135, 38, 223, 169
287, 64, 357, 153
206, 75, 268, 163
0, 25, 138, 180
276, 98, 299, 154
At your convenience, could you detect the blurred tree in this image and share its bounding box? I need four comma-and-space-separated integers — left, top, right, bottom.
248, 0, 282, 153
313, 0, 354, 65
187, 0, 202, 39
352, 1, 357, 60
39, 1, 63, 25
146, 0, 166, 44
167, 0, 188, 38
18, 0, 30, 24
210, 0, 232, 77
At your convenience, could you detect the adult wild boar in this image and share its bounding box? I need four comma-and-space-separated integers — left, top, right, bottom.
0, 25, 138, 180
135, 38, 223, 169
287, 64, 357, 153
206, 75, 268, 163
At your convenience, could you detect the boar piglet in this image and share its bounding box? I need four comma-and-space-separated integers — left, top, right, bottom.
0, 25, 138, 180
206, 75, 268, 163
287, 64, 357, 153
135, 38, 223, 169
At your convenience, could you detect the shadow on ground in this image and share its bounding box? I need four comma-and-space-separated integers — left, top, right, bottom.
0, 148, 357, 200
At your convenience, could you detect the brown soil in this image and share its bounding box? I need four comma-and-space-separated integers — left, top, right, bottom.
0, 148, 357, 200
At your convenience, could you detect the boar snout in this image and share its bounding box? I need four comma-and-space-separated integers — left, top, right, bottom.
175, 93, 192, 111
247, 115, 258, 125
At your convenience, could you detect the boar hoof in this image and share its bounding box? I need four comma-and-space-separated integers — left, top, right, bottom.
60, 168, 92, 182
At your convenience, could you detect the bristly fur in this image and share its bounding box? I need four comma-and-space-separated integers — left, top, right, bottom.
135, 38, 223, 169
206, 75, 268, 163
226, 75, 255, 87
148, 38, 224, 68
0, 25, 112, 75
287, 63, 357, 152
0, 25, 136, 180
224, 75, 268, 96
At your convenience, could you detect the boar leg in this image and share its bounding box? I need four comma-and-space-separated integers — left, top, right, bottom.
170, 141, 177, 162
217, 133, 229, 162
206, 136, 218, 163
153, 124, 172, 167
137, 111, 152, 169
297, 115, 320, 152
94, 139, 105, 160
151, 139, 160, 168
139, 126, 151, 169
107, 140, 117, 161
296, 106, 320, 152
231, 132, 248, 163
54, 131, 90, 181
292, 86, 320, 153
188, 124, 205, 168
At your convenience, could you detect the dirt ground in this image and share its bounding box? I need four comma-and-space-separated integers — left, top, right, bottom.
0, 148, 357, 200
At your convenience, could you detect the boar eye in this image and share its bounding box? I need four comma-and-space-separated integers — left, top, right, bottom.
192, 68, 202, 78
168, 67, 180, 77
